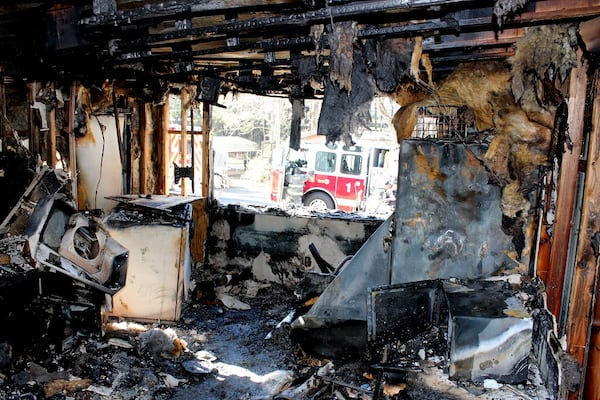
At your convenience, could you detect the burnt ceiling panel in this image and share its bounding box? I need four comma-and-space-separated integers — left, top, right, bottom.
0, 0, 597, 97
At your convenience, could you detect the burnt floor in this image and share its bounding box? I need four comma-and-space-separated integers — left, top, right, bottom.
0, 282, 552, 400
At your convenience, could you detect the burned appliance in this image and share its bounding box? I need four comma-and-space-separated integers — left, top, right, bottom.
443, 279, 532, 383
367, 279, 533, 385
25, 194, 128, 295
367, 280, 446, 362
102, 195, 195, 322
0, 166, 66, 236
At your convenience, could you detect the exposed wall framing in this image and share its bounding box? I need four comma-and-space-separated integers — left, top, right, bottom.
568, 69, 600, 400
546, 50, 588, 319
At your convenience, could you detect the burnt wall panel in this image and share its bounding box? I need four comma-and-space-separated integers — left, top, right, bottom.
391, 140, 523, 284
206, 206, 382, 286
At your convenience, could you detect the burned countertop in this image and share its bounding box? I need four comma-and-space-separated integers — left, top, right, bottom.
104, 195, 198, 228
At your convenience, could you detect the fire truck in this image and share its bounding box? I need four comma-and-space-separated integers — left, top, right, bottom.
270, 142, 398, 212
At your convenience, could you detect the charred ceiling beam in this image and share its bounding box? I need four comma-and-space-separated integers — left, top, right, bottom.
108, 1, 600, 65
358, 17, 462, 38
93, 0, 116, 16
112, 36, 313, 64
359, 3, 600, 39
110, 10, 476, 65
103, 0, 481, 49
111, 8, 471, 55
426, 44, 515, 61
427, 50, 515, 75
130, 61, 294, 83
113, 22, 311, 54
120, 57, 300, 94
81, 0, 304, 27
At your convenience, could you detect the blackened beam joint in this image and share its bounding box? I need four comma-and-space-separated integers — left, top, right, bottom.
81, 0, 298, 27
110, 15, 483, 65
112, 36, 314, 64
94, 0, 477, 47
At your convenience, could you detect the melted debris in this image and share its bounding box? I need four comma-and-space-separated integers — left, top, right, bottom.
0, 274, 552, 400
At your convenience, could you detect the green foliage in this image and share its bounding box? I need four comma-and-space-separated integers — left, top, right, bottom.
169, 93, 296, 158
211, 93, 292, 143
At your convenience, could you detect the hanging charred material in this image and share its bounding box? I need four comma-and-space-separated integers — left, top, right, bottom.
289, 98, 303, 150
493, 0, 531, 26
509, 24, 578, 129
317, 49, 376, 145
317, 21, 368, 145
364, 37, 413, 93
318, 28, 419, 145
328, 21, 356, 93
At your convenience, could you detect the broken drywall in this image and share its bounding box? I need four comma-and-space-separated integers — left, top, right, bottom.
76, 115, 124, 212
204, 205, 382, 287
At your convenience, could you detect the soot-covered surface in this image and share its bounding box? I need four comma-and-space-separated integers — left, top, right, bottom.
0, 278, 555, 400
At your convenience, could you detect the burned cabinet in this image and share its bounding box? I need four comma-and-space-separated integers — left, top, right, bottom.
368, 279, 533, 385
103, 196, 194, 322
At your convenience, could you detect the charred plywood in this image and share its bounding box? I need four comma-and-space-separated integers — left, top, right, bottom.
390, 139, 524, 284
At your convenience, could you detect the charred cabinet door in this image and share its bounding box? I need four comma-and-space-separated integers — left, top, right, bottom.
336, 151, 365, 211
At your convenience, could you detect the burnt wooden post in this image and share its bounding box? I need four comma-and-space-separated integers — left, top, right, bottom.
567, 69, 600, 400
201, 101, 210, 198
188, 101, 211, 264
68, 81, 78, 206
546, 49, 587, 320
140, 103, 152, 194
157, 96, 170, 195
47, 82, 57, 169
180, 87, 189, 196
535, 171, 554, 284
0, 67, 5, 138
27, 82, 40, 159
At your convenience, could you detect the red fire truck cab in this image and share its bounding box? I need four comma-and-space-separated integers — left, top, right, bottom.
270, 142, 397, 212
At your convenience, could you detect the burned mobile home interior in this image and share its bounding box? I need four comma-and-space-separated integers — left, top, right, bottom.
0, 0, 599, 399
